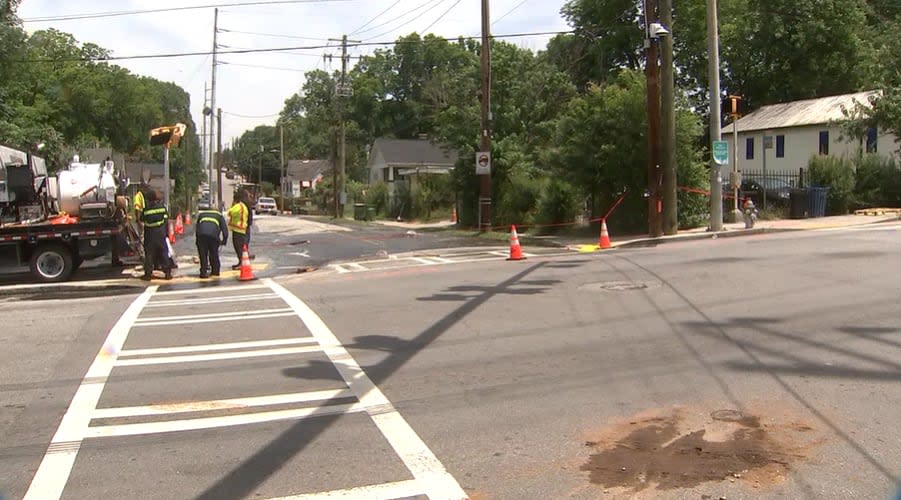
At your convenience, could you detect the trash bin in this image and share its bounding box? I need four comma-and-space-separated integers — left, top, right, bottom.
366, 205, 376, 221
807, 187, 829, 218
789, 188, 808, 219
353, 203, 366, 220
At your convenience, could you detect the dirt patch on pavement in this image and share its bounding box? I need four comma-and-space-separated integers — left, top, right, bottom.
580, 406, 824, 495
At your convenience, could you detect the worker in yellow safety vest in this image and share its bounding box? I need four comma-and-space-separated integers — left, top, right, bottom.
227, 191, 250, 270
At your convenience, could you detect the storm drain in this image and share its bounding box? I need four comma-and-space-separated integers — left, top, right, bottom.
579, 280, 659, 292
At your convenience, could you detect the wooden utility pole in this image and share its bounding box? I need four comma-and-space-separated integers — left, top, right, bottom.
479, 0, 492, 231
329, 34, 359, 219
279, 123, 285, 210
645, 0, 663, 238
706, 0, 723, 231
660, 0, 677, 235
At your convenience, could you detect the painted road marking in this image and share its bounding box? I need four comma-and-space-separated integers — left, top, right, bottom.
267, 279, 468, 500
266, 479, 421, 500
84, 402, 367, 439
26, 280, 467, 500
118, 337, 317, 357
132, 308, 296, 327
115, 345, 323, 366
92, 389, 355, 419
145, 292, 280, 307
23, 287, 157, 500
153, 283, 269, 295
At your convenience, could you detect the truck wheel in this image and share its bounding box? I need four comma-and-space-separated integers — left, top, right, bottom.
30, 244, 74, 282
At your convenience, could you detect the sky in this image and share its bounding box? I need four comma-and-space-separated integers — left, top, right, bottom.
17, 0, 571, 161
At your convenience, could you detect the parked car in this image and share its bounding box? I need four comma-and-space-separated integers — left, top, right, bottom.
254, 196, 278, 215
741, 177, 793, 204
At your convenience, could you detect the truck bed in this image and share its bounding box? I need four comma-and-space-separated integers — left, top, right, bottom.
0, 218, 121, 243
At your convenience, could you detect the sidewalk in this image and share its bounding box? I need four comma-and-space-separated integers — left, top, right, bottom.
560, 212, 901, 251
371, 213, 901, 250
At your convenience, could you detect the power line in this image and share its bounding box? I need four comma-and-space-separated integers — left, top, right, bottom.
218, 28, 330, 42
420, 0, 464, 34
349, 0, 403, 36
223, 110, 281, 118
219, 61, 307, 72
3, 30, 575, 63
354, 0, 444, 36
21, 0, 350, 23
492, 0, 530, 26
364, 0, 450, 41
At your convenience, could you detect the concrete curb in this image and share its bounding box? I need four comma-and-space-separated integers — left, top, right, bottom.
0, 279, 146, 297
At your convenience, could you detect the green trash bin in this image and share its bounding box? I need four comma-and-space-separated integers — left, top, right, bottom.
366, 205, 376, 221
353, 203, 366, 220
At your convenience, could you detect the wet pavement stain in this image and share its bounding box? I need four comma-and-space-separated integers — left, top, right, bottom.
580, 407, 820, 494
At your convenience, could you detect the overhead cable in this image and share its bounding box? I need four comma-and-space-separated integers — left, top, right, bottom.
22, 0, 350, 22
4, 30, 575, 63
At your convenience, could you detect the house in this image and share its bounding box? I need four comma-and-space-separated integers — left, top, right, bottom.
284, 159, 330, 197
367, 138, 458, 186
721, 90, 898, 173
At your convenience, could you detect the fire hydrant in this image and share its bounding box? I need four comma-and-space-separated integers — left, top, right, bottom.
742, 199, 758, 229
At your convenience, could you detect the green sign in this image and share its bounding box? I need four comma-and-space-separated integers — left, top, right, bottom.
712, 140, 729, 165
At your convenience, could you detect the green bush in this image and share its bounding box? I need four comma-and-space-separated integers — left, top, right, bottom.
409, 174, 454, 221
364, 181, 390, 216
853, 154, 901, 208
808, 155, 855, 215
536, 179, 580, 232
493, 173, 543, 227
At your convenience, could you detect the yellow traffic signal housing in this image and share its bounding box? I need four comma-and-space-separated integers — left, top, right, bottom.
728, 95, 742, 116
149, 123, 187, 147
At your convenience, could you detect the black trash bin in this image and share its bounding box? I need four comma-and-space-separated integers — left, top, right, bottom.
353, 203, 366, 220
789, 188, 808, 219
807, 187, 829, 218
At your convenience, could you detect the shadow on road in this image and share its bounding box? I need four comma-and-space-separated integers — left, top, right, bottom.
195, 262, 548, 500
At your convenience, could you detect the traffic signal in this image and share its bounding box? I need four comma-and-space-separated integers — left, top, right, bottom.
149, 123, 187, 147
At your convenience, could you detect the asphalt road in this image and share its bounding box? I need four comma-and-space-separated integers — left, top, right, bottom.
2, 223, 901, 499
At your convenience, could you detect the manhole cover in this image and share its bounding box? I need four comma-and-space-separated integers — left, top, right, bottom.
579, 280, 659, 292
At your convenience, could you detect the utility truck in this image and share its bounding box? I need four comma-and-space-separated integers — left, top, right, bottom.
0, 145, 136, 282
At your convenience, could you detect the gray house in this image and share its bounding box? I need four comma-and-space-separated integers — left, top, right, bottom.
285, 159, 331, 196
367, 138, 458, 185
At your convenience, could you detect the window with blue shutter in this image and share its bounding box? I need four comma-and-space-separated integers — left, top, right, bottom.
776, 135, 785, 158
746, 137, 754, 160
819, 131, 829, 155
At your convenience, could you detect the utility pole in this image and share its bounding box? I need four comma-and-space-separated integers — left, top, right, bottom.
202, 82, 209, 191
279, 123, 285, 210
216, 108, 223, 209
706, 0, 723, 231
645, 0, 663, 238
209, 8, 219, 207
329, 35, 359, 219
660, 0, 677, 235
479, 0, 492, 231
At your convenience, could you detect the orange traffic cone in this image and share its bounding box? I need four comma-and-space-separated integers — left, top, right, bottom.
507, 225, 525, 261
450, 206, 457, 223
175, 213, 184, 235
184, 211, 192, 226
168, 220, 176, 244
599, 219, 611, 249
238, 244, 255, 281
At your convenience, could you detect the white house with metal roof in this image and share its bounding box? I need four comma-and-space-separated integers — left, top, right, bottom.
721, 90, 898, 173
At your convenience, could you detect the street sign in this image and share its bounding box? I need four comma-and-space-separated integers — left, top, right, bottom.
712, 140, 729, 165
476, 151, 491, 175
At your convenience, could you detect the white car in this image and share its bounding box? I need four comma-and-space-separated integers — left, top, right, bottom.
254, 197, 278, 215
